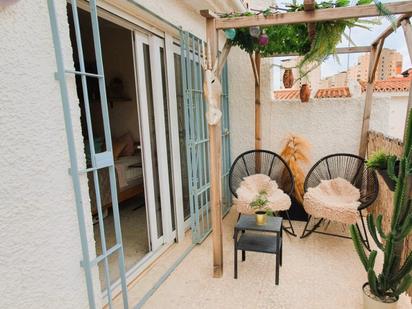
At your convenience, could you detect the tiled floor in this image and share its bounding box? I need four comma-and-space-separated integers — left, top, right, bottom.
94, 197, 149, 288
141, 208, 411, 309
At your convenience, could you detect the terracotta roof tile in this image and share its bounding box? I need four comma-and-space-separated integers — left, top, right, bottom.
360, 77, 412, 93
273, 87, 351, 100
315, 87, 351, 98
273, 89, 300, 100
274, 76, 411, 101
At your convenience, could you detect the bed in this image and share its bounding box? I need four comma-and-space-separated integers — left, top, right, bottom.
88, 153, 145, 216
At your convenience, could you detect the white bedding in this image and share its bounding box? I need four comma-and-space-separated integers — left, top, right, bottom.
115, 155, 143, 189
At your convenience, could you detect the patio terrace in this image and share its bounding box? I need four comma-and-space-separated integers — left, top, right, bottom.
120, 209, 410, 308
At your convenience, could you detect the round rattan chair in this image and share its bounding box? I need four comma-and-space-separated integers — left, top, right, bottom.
301, 153, 379, 249
229, 149, 296, 236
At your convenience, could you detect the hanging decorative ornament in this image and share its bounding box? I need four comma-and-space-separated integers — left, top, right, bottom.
283, 68, 294, 89
300, 84, 311, 103
224, 28, 236, 40
258, 31, 269, 46
249, 26, 261, 38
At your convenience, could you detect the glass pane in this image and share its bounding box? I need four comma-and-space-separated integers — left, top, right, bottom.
160, 47, 176, 231
143, 43, 163, 238
174, 53, 191, 220
67, 4, 107, 167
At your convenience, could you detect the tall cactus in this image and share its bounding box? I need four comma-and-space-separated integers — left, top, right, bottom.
350, 108, 412, 301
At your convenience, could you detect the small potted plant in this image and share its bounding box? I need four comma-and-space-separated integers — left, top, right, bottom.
350, 110, 412, 308
366, 150, 399, 191
250, 191, 270, 225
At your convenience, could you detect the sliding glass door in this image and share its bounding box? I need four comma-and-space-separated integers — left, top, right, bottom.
133, 32, 174, 251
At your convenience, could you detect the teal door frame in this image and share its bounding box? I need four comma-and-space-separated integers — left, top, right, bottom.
48, 1, 129, 308
180, 31, 231, 244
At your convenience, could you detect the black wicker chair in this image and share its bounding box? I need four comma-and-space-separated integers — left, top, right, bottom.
300, 153, 379, 250
229, 149, 296, 236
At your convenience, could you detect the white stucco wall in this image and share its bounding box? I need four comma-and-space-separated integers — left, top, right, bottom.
228, 47, 402, 168
0, 2, 99, 308
388, 94, 409, 140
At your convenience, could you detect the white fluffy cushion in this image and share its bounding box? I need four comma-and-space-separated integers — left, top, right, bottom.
303, 177, 361, 225
233, 174, 291, 215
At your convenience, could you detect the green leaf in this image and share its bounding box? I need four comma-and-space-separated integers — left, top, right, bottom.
367, 214, 384, 249
390, 251, 412, 286
336, 0, 350, 7
373, 1, 397, 29
368, 250, 378, 269
393, 275, 412, 298
366, 150, 390, 169
387, 155, 398, 182
356, 0, 373, 5
375, 214, 387, 241
368, 268, 380, 297
395, 211, 412, 241
382, 237, 395, 278
350, 224, 369, 271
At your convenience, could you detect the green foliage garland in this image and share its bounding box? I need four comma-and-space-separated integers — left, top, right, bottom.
225, 0, 389, 77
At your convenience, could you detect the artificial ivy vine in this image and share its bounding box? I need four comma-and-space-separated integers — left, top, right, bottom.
223, 0, 393, 77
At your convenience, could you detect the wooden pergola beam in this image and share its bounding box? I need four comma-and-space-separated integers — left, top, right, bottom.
372, 14, 412, 46
200, 2, 412, 280
215, 1, 412, 29
265, 46, 371, 58
304, 0, 316, 41
304, 0, 315, 11
359, 39, 384, 158
359, 14, 412, 157
369, 40, 384, 82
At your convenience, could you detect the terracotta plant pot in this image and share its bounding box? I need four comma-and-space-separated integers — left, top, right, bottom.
283, 68, 294, 89
362, 283, 398, 309
255, 211, 267, 225
300, 84, 311, 103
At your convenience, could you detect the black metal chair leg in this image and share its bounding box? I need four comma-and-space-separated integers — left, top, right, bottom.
282, 210, 297, 237
275, 244, 280, 285
359, 210, 371, 251
300, 216, 324, 239
233, 213, 242, 239
280, 228, 283, 267
234, 230, 238, 279
300, 215, 312, 238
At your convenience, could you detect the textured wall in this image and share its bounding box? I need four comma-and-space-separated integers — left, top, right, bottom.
228, 47, 401, 168
135, 0, 207, 39
388, 95, 409, 140
0, 2, 100, 308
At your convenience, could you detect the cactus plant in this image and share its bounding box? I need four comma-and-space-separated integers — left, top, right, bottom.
350, 109, 412, 302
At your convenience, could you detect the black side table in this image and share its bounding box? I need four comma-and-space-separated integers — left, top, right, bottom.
234, 215, 283, 285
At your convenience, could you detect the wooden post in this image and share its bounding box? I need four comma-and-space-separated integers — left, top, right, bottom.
358, 39, 384, 158
255, 51, 261, 151
201, 10, 223, 278
304, 0, 316, 40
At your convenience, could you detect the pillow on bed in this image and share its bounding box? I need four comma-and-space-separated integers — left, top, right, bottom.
117, 132, 135, 157
113, 140, 127, 160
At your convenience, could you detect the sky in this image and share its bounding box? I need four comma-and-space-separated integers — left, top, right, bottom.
271, 0, 411, 89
